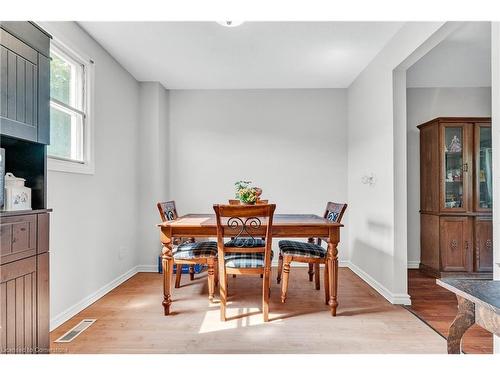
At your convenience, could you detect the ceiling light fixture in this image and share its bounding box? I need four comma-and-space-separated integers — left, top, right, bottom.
216, 21, 244, 28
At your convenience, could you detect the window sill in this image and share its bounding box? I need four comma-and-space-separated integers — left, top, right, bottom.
48, 157, 95, 175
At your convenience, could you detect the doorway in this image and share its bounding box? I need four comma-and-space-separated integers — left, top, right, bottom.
404, 22, 493, 354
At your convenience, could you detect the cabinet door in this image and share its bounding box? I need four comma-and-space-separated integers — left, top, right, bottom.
474, 217, 493, 272
0, 256, 37, 354
0, 28, 38, 142
474, 123, 492, 212
440, 123, 472, 213
420, 124, 439, 212
440, 216, 472, 272
37, 54, 50, 144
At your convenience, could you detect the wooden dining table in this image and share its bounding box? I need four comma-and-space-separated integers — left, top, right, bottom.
158, 213, 343, 317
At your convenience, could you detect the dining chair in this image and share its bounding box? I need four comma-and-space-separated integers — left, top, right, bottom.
157, 201, 218, 300
277, 202, 347, 304
227, 200, 269, 279
213, 203, 276, 322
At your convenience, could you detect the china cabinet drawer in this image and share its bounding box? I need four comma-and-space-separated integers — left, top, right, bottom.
0, 214, 37, 265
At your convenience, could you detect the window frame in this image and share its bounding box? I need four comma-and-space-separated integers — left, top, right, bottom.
47, 35, 95, 175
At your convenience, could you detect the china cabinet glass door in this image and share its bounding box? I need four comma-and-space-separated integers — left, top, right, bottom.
476, 125, 492, 210
443, 126, 467, 211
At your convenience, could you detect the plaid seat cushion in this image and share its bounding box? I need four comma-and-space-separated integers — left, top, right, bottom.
224, 237, 266, 248
173, 241, 217, 259
225, 253, 267, 268
278, 240, 326, 258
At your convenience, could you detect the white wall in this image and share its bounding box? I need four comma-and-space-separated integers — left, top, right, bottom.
406, 87, 492, 266
347, 22, 446, 304
39, 22, 141, 329
169, 89, 349, 261
137, 82, 170, 267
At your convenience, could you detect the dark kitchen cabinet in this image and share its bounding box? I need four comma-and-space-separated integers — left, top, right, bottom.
0, 21, 51, 144
0, 211, 51, 354
1, 21, 52, 355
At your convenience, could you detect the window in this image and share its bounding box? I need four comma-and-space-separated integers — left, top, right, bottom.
48, 40, 94, 174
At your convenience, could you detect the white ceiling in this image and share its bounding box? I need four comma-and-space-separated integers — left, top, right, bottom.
407, 22, 491, 88
78, 21, 403, 89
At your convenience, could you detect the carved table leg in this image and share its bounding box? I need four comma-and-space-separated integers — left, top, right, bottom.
207, 258, 215, 302
324, 261, 330, 305
447, 296, 475, 354
327, 235, 339, 316
162, 242, 174, 315
281, 257, 291, 303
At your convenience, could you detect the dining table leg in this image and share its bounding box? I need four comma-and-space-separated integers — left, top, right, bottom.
207, 257, 215, 302
162, 239, 174, 315
324, 261, 330, 305
327, 229, 340, 316
447, 296, 475, 354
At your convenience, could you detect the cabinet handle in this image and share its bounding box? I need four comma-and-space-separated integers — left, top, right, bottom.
463, 163, 469, 172
465, 241, 469, 250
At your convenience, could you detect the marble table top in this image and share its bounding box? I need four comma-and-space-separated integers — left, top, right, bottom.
437, 279, 500, 314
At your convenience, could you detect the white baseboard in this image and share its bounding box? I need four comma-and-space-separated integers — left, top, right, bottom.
50, 266, 139, 331
346, 261, 411, 305
136, 264, 159, 272
407, 261, 420, 269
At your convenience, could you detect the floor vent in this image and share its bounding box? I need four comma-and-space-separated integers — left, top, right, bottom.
54, 319, 96, 343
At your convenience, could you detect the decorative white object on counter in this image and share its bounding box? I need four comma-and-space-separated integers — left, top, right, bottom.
4, 173, 31, 211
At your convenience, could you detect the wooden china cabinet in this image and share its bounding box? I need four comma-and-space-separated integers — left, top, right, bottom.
418, 117, 492, 278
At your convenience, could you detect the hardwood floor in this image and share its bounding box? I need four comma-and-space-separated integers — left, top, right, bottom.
50, 267, 446, 354
407, 269, 493, 354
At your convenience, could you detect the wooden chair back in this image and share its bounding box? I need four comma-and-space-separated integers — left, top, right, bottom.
323, 202, 347, 223
157, 201, 179, 222
213, 204, 276, 261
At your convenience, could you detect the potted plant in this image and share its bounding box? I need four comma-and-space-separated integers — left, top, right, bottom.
234, 181, 262, 204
